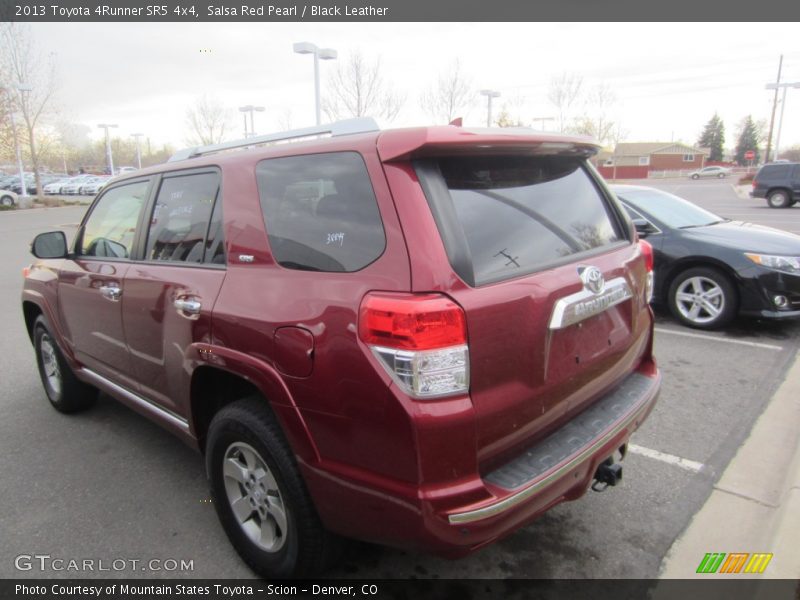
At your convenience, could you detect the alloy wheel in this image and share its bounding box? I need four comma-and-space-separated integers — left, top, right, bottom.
39, 333, 63, 395
674, 276, 725, 325
222, 442, 289, 553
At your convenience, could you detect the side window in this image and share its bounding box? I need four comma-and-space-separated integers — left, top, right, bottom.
78, 181, 149, 259
255, 152, 385, 272
145, 172, 220, 263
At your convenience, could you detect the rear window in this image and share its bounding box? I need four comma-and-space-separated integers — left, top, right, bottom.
416, 156, 624, 286
256, 152, 385, 272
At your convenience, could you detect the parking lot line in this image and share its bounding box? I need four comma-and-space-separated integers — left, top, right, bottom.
628, 444, 705, 473
654, 327, 783, 351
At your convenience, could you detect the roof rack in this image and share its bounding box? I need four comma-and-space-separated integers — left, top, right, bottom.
168, 117, 380, 162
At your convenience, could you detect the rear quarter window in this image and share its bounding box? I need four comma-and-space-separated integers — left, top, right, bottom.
256, 152, 385, 272
759, 164, 790, 179
416, 155, 625, 286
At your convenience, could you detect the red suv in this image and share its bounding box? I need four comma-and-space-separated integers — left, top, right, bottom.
22, 120, 660, 577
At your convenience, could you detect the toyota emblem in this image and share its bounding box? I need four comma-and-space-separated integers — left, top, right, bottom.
580, 266, 605, 295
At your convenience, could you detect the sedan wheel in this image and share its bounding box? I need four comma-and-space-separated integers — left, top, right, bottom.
0, 195, 14, 207
691, 174, 700, 179
668, 267, 737, 329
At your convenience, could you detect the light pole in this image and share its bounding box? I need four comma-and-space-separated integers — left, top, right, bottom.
97, 123, 118, 175
238, 105, 265, 137
530, 116, 556, 130
293, 42, 337, 125
1, 83, 32, 197
765, 81, 800, 161
131, 133, 144, 168
480, 89, 501, 127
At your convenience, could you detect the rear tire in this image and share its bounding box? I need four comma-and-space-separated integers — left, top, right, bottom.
767, 189, 791, 208
667, 267, 737, 330
33, 316, 96, 413
206, 397, 338, 578
717, 172, 725, 178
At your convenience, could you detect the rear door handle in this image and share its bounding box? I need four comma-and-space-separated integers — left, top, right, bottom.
99, 283, 122, 301
174, 298, 202, 315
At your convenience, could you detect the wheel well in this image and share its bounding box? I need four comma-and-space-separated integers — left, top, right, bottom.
661, 259, 740, 305
190, 366, 264, 452
767, 187, 792, 198
22, 301, 43, 342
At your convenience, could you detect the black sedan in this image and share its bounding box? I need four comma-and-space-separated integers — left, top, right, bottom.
611, 185, 800, 329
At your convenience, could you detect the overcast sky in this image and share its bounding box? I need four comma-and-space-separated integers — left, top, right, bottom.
30, 22, 800, 153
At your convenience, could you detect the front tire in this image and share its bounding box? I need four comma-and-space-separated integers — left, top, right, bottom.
206, 398, 337, 578
767, 189, 791, 208
668, 267, 737, 330
691, 174, 700, 180
33, 316, 96, 412
0, 194, 14, 207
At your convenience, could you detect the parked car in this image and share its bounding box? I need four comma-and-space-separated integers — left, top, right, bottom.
1, 189, 18, 207
80, 176, 111, 196
22, 120, 660, 577
116, 166, 138, 175
612, 184, 800, 329
751, 162, 800, 208
688, 166, 731, 179
56, 174, 98, 195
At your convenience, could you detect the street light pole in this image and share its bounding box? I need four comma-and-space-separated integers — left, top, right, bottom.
530, 116, 556, 130
238, 105, 265, 138
1, 83, 32, 198
293, 42, 338, 125
765, 55, 783, 163
480, 89, 501, 127
97, 123, 118, 175
131, 133, 144, 169
765, 81, 800, 161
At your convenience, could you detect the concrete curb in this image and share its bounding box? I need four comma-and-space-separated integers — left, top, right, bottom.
659, 353, 800, 579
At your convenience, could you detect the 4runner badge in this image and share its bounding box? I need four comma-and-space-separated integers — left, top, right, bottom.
579, 266, 605, 295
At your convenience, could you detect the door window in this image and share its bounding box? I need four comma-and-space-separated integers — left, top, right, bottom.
145, 172, 222, 264
78, 181, 150, 259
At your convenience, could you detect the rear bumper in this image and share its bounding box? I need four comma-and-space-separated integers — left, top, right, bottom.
302, 362, 661, 554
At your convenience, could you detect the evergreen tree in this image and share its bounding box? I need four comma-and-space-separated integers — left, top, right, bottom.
698, 113, 725, 162
734, 115, 761, 165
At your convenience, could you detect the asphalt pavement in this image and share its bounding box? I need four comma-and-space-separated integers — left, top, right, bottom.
0, 179, 798, 580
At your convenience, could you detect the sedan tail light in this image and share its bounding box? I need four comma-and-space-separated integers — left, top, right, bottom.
359, 293, 469, 399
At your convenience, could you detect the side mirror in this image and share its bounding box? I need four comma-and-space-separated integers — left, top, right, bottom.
31, 231, 68, 259
632, 218, 656, 238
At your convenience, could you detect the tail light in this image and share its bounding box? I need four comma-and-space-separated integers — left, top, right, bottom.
359, 292, 469, 399
752, 178, 757, 188
639, 240, 654, 303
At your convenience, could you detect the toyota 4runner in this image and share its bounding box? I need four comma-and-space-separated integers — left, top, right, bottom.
22, 119, 660, 577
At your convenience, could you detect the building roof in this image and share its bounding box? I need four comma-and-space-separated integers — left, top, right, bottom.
614, 142, 709, 157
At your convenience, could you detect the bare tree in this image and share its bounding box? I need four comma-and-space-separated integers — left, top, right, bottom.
323, 51, 404, 123
1, 23, 58, 197
569, 84, 619, 146
547, 72, 582, 133
420, 59, 473, 124
185, 94, 232, 145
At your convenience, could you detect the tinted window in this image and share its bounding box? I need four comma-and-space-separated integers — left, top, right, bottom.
256, 152, 385, 272
616, 188, 722, 229
760, 164, 790, 179
423, 156, 623, 286
145, 172, 220, 263
79, 181, 149, 258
